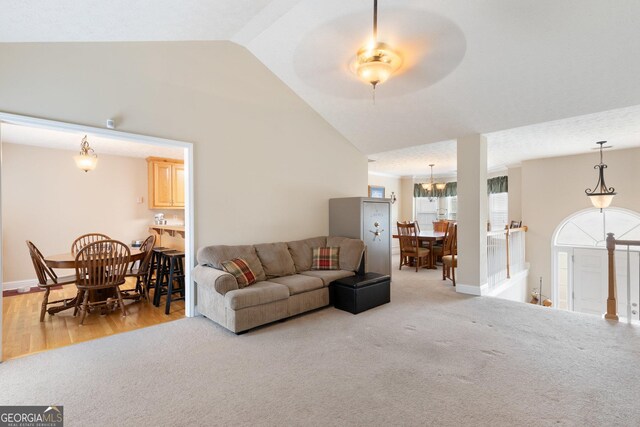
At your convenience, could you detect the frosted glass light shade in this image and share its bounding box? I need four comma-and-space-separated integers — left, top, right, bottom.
74, 154, 98, 172
588, 194, 614, 209
356, 42, 402, 87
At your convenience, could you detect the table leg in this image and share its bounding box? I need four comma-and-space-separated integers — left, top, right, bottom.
428, 240, 436, 269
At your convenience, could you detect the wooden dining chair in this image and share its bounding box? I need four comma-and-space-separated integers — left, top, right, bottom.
432, 222, 454, 264
397, 221, 430, 272
74, 239, 130, 325
124, 235, 156, 301
26, 240, 77, 322
71, 233, 111, 255
433, 220, 450, 232
442, 224, 458, 286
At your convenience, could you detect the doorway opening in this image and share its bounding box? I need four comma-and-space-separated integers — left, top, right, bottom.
0, 112, 195, 360
552, 207, 640, 319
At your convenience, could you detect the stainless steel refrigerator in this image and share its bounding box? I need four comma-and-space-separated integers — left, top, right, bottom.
329, 197, 391, 276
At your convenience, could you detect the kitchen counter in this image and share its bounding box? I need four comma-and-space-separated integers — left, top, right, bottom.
149, 224, 185, 233
149, 224, 185, 249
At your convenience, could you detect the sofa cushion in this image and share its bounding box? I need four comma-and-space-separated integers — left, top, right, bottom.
221, 258, 257, 288
287, 236, 327, 273
255, 242, 296, 278
326, 236, 366, 272
197, 245, 266, 282
311, 247, 340, 270
300, 270, 356, 286
268, 274, 324, 295
224, 281, 290, 310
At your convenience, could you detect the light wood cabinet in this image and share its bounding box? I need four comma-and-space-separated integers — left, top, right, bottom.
172, 163, 185, 207
147, 157, 185, 209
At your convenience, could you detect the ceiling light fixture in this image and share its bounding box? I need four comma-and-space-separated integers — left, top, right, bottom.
355, 0, 402, 99
585, 141, 616, 211
421, 164, 446, 201
74, 135, 98, 172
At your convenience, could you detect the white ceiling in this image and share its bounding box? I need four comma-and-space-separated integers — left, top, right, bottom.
0, 123, 184, 159
369, 105, 640, 177
1, 0, 640, 159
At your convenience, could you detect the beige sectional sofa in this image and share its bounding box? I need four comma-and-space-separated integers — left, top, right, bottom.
193, 236, 365, 333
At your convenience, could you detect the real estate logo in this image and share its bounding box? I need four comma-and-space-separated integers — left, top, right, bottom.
0, 406, 63, 427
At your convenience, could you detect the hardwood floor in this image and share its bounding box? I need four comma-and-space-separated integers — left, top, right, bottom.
2, 278, 184, 360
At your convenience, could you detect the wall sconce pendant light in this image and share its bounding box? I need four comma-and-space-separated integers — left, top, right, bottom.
74, 135, 98, 172
390, 191, 397, 204
421, 164, 445, 202
585, 141, 615, 211
355, 0, 402, 100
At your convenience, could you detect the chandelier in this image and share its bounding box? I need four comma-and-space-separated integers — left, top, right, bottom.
355, 0, 402, 96
421, 164, 446, 201
585, 141, 615, 210
74, 135, 98, 172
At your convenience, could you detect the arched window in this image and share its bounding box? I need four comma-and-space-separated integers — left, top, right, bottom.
554, 208, 640, 248
552, 208, 640, 316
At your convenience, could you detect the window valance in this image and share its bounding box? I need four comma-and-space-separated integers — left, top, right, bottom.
413, 176, 507, 197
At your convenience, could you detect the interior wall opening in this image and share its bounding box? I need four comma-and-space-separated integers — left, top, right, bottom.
0, 113, 195, 361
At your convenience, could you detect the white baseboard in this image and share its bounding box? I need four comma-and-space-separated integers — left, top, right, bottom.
486, 269, 529, 301
456, 282, 489, 296
3, 278, 38, 291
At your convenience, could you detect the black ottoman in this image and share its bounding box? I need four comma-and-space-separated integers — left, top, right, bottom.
331, 272, 391, 314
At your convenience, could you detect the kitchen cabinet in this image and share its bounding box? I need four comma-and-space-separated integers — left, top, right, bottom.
147, 157, 184, 209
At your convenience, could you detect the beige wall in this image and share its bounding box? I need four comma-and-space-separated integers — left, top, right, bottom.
1, 143, 156, 282
508, 166, 522, 221
399, 177, 415, 222
522, 147, 640, 293
368, 173, 401, 250
0, 42, 367, 256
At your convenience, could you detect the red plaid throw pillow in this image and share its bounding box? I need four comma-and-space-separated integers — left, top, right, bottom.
311, 247, 340, 270
221, 258, 257, 288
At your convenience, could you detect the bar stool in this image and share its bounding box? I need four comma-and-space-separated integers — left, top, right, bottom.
154, 251, 186, 314
149, 247, 172, 299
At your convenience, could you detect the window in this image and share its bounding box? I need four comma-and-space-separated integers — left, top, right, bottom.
414, 197, 438, 230
555, 208, 640, 248
489, 193, 508, 231
414, 196, 457, 230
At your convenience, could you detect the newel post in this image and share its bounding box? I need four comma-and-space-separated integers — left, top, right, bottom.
605, 232, 619, 321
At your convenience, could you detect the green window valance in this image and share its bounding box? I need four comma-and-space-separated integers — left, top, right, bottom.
487, 176, 508, 194
413, 176, 507, 198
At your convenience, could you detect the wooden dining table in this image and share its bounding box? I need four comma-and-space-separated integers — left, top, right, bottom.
45, 247, 144, 269
43, 247, 145, 315
392, 230, 446, 269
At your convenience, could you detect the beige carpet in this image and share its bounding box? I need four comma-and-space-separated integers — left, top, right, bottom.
1, 264, 640, 426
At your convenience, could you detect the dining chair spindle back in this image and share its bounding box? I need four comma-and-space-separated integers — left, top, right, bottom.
71, 233, 111, 255
74, 239, 130, 324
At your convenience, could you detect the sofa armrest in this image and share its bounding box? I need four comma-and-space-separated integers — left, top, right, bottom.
193, 265, 239, 295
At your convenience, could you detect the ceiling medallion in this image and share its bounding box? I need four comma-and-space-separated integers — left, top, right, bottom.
355, 0, 402, 99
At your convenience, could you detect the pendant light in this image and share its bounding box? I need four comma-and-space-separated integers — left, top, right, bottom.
74, 135, 98, 172
355, 0, 402, 98
421, 164, 445, 201
585, 141, 615, 211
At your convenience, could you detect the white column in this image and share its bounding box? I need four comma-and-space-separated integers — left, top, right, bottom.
456, 134, 488, 295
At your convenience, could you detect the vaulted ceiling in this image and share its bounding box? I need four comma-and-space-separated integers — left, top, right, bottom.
2, 0, 640, 160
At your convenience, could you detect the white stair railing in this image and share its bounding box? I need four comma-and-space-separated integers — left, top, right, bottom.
487, 226, 528, 290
